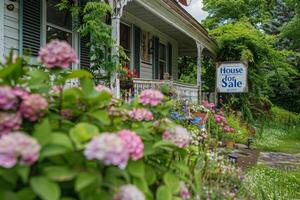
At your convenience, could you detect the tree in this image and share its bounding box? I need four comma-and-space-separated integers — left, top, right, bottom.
210, 21, 300, 116
202, 0, 276, 29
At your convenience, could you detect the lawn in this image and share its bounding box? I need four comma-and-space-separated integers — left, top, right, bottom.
255, 124, 300, 153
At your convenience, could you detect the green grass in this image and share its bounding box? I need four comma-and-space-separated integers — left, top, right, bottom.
255, 124, 300, 153
241, 165, 300, 200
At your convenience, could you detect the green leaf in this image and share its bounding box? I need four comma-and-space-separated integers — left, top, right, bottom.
33, 118, 52, 146
67, 69, 93, 79
17, 166, 30, 183
127, 160, 145, 178
145, 166, 157, 185
89, 110, 111, 125
30, 176, 60, 200
49, 132, 74, 150
156, 186, 172, 200
143, 142, 155, 156
153, 140, 178, 150
174, 163, 190, 175
27, 69, 50, 92
75, 172, 98, 192
16, 188, 36, 200
43, 166, 77, 182
133, 177, 149, 193
163, 172, 180, 194
40, 145, 68, 158
69, 123, 99, 149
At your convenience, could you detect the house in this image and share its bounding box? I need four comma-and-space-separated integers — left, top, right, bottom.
0, 0, 218, 102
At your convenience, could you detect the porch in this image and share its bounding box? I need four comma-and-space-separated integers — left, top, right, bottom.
110, 0, 218, 102
120, 78, 217, 103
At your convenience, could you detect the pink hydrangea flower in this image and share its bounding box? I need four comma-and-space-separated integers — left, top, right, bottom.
13, 87, 29, 100
162, 125, 190, 148
38, 40, 78, 68
0, 112, 22, 136
60, 109, 73, 120
95, 84, 112, 95
0, 86, 18, 110
180, 182, 191, 200
113, 184, 145, 200
20, 94, 48, 121
118, 130, 144, 160
84, 133, 129, 169
128, 108, 154, 121
50, 85, 63, 94
0, 132, 40, 168
139, 89, 164, 106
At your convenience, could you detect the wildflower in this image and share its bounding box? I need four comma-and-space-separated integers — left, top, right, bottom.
118, 130, 144, 160
0, 132, 40, 168
84, 133, 129, 169
128, 108, 154, 121
139, 89, 164, 106
113, 184, 145, 200
0, 86, 18, 110
20, 94, 48, 121
162, 125, 190, 148
0, 112, 22, 135
180, 182, 191, 200
38, 40, 78, 68
95, 84, 112, 95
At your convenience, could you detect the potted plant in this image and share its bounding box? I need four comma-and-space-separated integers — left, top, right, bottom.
223, 132, 236, 148
119, 65, 138, 90
190, 104, 209, 126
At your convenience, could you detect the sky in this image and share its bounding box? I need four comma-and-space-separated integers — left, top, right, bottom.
181, 0, 208, 22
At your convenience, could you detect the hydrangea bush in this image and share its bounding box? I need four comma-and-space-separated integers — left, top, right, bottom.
0, 41, 243, 200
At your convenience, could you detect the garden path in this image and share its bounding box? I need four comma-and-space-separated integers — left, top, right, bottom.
257, 152, 300, 170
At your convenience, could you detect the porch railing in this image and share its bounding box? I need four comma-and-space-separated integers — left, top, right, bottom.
121, 78, 216, 103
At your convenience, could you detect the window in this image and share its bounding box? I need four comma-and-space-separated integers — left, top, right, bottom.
46, 0, 74, 45
120, 23, 131, 61
159, 43, 166, 79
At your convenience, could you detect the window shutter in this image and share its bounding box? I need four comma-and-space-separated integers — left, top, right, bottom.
152, 36, 160, 79
133, 25, 141, 77
80, 35, 90, 69
22, 0, 41, 56
168, 43, 172, 78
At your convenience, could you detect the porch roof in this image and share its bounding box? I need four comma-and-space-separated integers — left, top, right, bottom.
124, 0, 218, 57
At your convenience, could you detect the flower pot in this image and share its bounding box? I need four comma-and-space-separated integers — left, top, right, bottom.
192, 112, 208, 125
120, 80, 133, 90
225, 140, 235, 148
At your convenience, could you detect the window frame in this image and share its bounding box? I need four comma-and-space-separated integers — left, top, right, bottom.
41, 0, 79, 69
159, 42, 167, 79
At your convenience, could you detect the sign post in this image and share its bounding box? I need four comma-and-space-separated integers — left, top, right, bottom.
216, 62, 248, 93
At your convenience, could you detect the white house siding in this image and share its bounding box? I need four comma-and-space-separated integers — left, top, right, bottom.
122, 11, 179, 80
3, 0, 19, 56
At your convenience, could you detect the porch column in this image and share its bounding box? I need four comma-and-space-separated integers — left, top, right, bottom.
109, 0, 131, 98
196, 41, 204, 103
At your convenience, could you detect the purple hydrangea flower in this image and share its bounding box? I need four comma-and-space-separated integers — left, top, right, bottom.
84, 133, 129, 169
113, 184, 145, 200
0, 132, 41, 168
0, 86, 18, 110
139, 89, 164, 106
180, 181, 191, 200
95, 84, 112, 95
20, 94, 48, 121
13, 87, 29, 100
162, 125, 191, 148
0, 112, 22, 136
38, 40, 78, 68
127, 108, 154, 121
118, 130, 144, 160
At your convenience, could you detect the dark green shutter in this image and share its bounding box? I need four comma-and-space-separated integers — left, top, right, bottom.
80, 35, 90, 69
153, 37, 160, 79
168, 43, 172, 78
22, 0, 41, 56
133, 25, 141, 77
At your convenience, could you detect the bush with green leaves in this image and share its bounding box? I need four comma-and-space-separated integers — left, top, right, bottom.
0, 43, 244, 200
